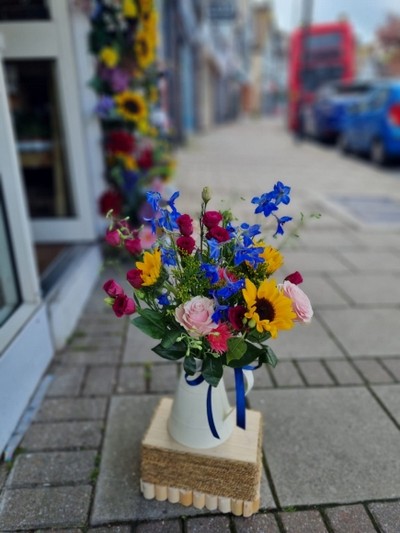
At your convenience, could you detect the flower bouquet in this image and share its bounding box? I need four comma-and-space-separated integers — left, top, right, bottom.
103, 183, 313, 447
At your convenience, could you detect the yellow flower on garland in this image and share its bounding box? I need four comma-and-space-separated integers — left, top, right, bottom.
116, 153, 138, 170
123, 0, 137, 17
134, 30, 155, 70
114, 91, 148, 123
243, 278, 295, 338
138, 0, 153, 17
142, 10, 159, 45
100, 47, 119, 68
259, 243, 284, 275
136, 249, 162, 286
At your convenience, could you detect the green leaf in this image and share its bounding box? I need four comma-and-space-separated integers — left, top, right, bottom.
226, 342, 263, 368
152, 342, 186, 361
183, 355, 198, 375
137, 309, 166, 336
226, 337, 247, 364
132, 316, 164, 339
259, 345, 278, 368
247, 329, 271, 343
161, 330, 182, 349
202, 356, 223, 387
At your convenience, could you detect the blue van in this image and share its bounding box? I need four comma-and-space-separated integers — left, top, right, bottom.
338, 79, 400, 165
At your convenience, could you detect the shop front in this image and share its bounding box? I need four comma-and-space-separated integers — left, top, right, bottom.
0, 0, 104, 456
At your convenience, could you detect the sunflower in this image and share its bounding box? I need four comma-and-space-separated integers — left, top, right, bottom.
259, 243, 284, 275
142, 10, 158, 45
136, 249, 161, 286
242, 278, 296, 338
138, 0, 153, 17
114, 91, 147, 123
122, 0, 138, 18
134, 30, 155, 70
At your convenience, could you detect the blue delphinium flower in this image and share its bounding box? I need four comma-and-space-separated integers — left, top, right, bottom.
251, 193, 278, 217
157, 294, 170, 306
274, 215, 292, 237
201, 263, 219, 284
207, 239, 221, 261
146, 191, 162, 212
212, 303, 229, 323
234, 245, 264, 267
161, 247, 177, 267
214, 278, 245, 300
240, 223, 261, 246
95, 95, 115, 119
122, 170, 139, 194
272, 181, 291, 206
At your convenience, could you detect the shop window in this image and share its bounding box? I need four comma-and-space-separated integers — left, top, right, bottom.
5, 60, 74, 218
0, 184, 21, 327
0, 0, 50, 21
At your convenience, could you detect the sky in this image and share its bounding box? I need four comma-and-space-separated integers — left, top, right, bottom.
272, 0, 400, 43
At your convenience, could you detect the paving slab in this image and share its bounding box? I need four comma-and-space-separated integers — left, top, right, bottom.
372, 384, 400, 426
82, 366, 118, 396
381, 358, 400, 381
0, 486, 92, 530
116, 365, 147, 394
320, 308, 400, 357
325, 360, 364, 385
354, 360, 394, 384
324, 504, 376, 533
149, 364, 179, 393
46, 365, 86, 397
368, 501, 400, 533
250, 388, 400, 506
123, 327, 161, 363
234, 513, 280, 532
91, 395, 275, 525
6, 450, 97, 487
296, 275, 349, 307
279, 510, 328, 532
338, 250, 400, 273
135, 520, 182, 532
280, 250, 351, 275
22, 421, 103, 451
270, 315, 343, 360
329, 273, 400, 305
297, 361, 334, 386
186, 515, 231, 532
36, 398, 107, 421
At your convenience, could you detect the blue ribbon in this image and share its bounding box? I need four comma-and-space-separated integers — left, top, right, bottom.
185, 362, 262, 440
185, 373, 220, 439
234, 363, 262, 430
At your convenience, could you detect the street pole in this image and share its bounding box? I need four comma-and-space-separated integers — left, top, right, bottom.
298, 0, 313, 135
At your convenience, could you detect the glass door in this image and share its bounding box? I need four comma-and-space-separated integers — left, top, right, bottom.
0, 0, 96, 243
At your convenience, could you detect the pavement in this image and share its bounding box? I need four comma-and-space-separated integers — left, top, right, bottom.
1, 116, 400, 532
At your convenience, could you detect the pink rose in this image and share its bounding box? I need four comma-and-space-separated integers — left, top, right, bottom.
202, 211, 222, 229
177, 214, 193, 236
175, 296, 217, 338
280, 281, 313, 323
103, 279, 124, 297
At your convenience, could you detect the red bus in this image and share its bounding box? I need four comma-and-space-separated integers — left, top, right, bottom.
287, 21, 355, 132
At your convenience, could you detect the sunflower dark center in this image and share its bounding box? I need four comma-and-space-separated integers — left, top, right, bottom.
256, 298, 275, 321
138, 39, 149, 55
124, 99, 140, 114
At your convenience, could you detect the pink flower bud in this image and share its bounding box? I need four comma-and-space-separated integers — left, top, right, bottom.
127, 268, 143, 289
176, 236, 196, 255
125, 237, 142, 255
202, 211, 222, 229
105, 229, 121, 247
177, 214, 194, 236
103, 279, 124, 297
112, 294, 136, 317
285, 271, 303, 285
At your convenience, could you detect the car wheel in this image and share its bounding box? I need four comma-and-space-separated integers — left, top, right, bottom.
370, 138, 387, 166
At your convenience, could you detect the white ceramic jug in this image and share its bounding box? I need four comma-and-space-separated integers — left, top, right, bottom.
167, 359, 255, 449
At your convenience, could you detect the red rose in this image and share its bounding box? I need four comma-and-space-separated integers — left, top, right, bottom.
177, 214, 193, 236
105, 229, 121, 247
202, 210, 223, 229
176, 236, 196, 255
106, 130, 135, 154
127, 268, 143, 289
138, 148, 153, 170
103, 279, 124, 297
99, 189, 123, 216
285, 271, 303, 285
125, 238, 142, 255
228, 306, 246, 331
112, 294, 136, 317
206, 226, 230, 243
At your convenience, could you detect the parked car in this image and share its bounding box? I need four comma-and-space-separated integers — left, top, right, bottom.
302, 80, 373, 141
338, 79, 400, 165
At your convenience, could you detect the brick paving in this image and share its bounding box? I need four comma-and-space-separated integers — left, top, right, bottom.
1, 118, 400, 531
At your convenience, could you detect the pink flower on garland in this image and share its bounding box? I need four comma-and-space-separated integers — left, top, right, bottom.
207, 323, 232, 354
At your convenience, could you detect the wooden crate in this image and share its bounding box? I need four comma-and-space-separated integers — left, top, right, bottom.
140, 397, 262, 517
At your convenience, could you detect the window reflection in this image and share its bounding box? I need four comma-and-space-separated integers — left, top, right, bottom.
0, 184, 20, 327
0, 0, 50, 21
5, 60, 74, 218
